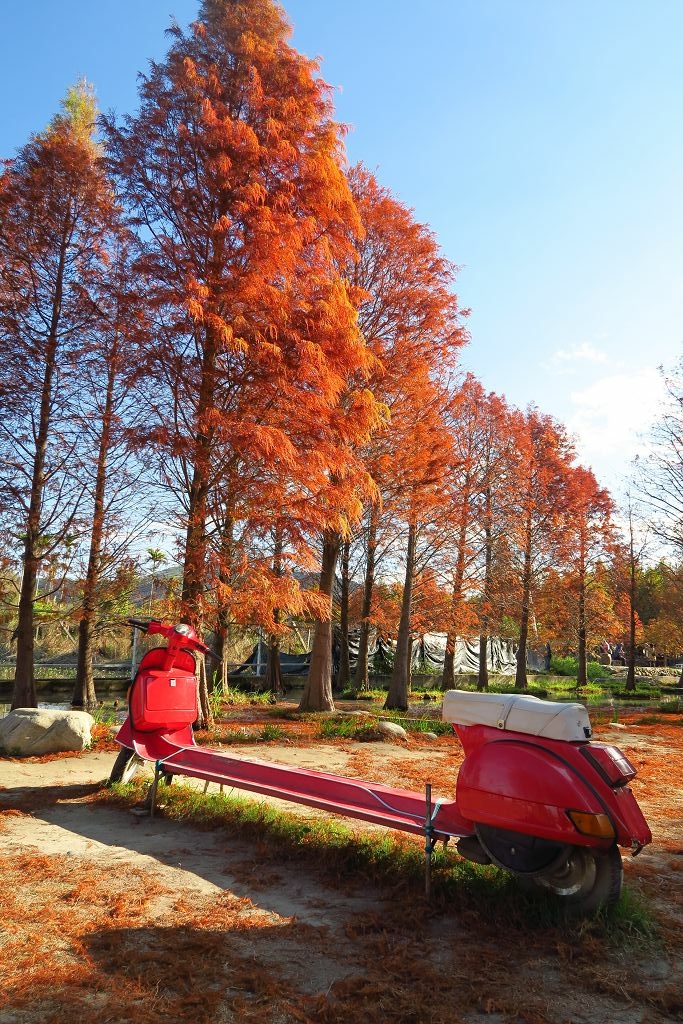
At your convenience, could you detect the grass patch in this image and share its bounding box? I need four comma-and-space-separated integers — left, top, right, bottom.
380, 712, 452, 735
89, 703, 121, 726
318, 713, 452, 740
318, 717, 380, 740
657, 699, 683, 715
102, 778, 657, 944
199, 723, 286, 745
593, 886, 659, 945
339, 687, 386, 702
208, 687, 277, 716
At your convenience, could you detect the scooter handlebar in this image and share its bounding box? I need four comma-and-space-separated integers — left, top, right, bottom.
180, 636, 220, 660
127, 618, 152, 633
126, 619, 218, 658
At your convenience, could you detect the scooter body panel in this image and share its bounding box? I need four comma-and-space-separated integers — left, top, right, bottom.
454, 723, 651, 850
456, 731, 608, 848
115, 715, 195, 751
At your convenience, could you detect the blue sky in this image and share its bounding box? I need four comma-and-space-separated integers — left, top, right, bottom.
2, 1, 682, 492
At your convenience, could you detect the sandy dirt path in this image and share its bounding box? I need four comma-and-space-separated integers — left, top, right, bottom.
1, 724, 682, 1023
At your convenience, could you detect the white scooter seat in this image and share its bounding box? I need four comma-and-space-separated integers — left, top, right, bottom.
442, 689, 592, 742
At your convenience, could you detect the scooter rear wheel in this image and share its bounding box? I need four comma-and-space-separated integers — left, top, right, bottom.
529, 844, 623, 914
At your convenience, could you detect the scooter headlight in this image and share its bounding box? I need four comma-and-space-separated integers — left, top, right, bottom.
174, 623, 193, 637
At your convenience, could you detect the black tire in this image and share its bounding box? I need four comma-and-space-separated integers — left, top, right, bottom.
108, 746, 143, 785
524, 844, 623, 915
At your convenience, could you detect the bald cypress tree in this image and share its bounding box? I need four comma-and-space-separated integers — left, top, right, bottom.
105, 1, 379, 715
0, 82, 118, 709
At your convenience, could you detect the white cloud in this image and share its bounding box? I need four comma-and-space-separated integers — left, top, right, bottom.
547, 342, 609, 375
566, 366, 665, 485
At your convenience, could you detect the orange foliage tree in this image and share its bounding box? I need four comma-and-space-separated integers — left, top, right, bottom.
440, 376, 490, 687
105, 1, 378, 715
609, 498, 648, 689
564, 466, 615, 685
508, 409, 576, 689
448, 386, 520, 691
0, 83, 119, 710
72, 231, 154, 709
341, 166, 467, 703
383, 381, 457, 709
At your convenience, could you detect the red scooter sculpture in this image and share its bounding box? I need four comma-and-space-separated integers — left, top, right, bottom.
112, 620, 652, 915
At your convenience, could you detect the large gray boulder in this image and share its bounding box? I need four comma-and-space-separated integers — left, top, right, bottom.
0, 708, 94, 755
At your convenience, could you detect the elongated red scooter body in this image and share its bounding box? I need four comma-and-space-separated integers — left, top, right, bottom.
112, 621, 651, 914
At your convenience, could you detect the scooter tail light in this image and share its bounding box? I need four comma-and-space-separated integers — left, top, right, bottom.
567, 810, 615, 840
580, 743, 637, 787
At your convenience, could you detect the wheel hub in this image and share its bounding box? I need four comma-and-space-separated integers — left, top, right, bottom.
536, 848, 598, 896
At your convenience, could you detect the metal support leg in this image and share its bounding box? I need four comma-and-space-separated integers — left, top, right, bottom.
425, 783, 437, 901
148, 760, 162, 819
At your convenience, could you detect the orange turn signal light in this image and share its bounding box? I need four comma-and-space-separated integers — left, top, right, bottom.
567, 811, 615, 839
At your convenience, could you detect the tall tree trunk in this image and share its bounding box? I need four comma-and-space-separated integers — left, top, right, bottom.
13, 553, 39, 710
577, 576, 587, 687
477, 496, 492, 692
265, 639, 283, 694
385, 521, 417, 711
443, 637, 456, 691
443, 506, 469, 689
182, 463, 210, 618
184, 481, 215, 731
74, 618, 97, 710
625, 526, 637, 691
12, 223, 69, 710
213, 513, 235, 692
299, 531, 340, 712
515, 518, 532, 690
336, 539, 351, 691
478, 634, 489, 691
515, 602, 530, 689
208, 505, 236, 713
180, 326, 217, 621
354, 508, 377, 691
213, 612, 232, 694
184, 334, 221, 731
265, 530, 284, 695
196, 653, 212, 730
74, 339, 118, 708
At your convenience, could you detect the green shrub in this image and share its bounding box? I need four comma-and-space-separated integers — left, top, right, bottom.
550, 657, 604, 680
657, 698, 682, 715
260, 723, 284, 741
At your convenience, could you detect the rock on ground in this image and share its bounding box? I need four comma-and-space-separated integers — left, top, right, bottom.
378, 719, 408, 741
0, 708, 94, 755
